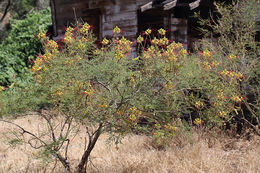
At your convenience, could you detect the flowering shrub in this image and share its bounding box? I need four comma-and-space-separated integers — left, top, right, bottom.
0, 1, 259, 172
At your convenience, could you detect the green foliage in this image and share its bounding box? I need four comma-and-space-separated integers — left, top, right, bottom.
195, 0, 260, 129
0, 8, 51, 86
12, 0, 37, 18
0, 1, 259, 171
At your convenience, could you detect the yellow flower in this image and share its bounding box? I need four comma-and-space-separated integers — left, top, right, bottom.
220, 69, 229, 76
130, 77, 135, 84
64, 35, 73, 44
32, 65, 42, 72
98, 104, 108, 108
228, 54, 237, 60
202, 61, 212, 70
158, 28, 166, 36
44, 51, 53, 61
55, 90, 63, 97
66, 26, 74, 33
145, 29, 152, 35
176, 43, 183, 49
218, 111, 228, 118
151, 38, 159, 45
114, 51, 124, 60
102, 38, 109, 45
231, 96, 244, 103
47, 40, 58, 49
179, 48, 187, 56
80, 23, 90, 34
167, 53, 177, 62
159, 37, 169, 45
201, 49, 212, 58
194, 118, 202, 126
195, 101, 204, 109
113, 26, 121, 35
37, 31, 46, 40
129, 114, 137, 122
82, 89, 93, 96
164, 124, 177, 131
137, 35, 144, 43
0, 86, 5, 91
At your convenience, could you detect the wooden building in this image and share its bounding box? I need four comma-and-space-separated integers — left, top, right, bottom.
49, 0, 224, 49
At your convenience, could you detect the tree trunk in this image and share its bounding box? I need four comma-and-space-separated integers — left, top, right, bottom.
77, 123, 103, 173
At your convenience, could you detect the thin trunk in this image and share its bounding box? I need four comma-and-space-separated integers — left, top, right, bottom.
77, 123, 103, 173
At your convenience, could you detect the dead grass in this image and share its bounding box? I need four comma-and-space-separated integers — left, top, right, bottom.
0, 114, 259, 173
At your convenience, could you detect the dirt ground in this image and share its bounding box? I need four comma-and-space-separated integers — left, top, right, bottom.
0, 114, 259, 173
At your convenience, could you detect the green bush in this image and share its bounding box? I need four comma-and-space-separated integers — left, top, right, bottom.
0, 8, 51, 86
195, 0, 260, 132
0, 1, 259, 172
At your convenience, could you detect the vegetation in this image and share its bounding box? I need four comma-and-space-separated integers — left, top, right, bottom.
0, 0, 259, 172
0, 8, 51, 86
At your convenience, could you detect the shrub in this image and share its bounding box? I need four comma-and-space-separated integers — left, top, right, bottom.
0, 1, 259, 172
195, 0, 260, 133
0, 8, 51, 86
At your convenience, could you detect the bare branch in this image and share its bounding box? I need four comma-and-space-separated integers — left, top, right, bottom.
0, 119, 47, 146
0, 0, 11, 23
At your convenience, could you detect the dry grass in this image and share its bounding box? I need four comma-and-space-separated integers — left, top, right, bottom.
0, 114, 259, 173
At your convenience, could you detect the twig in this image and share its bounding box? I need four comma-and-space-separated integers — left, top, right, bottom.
0, 119, 47, 146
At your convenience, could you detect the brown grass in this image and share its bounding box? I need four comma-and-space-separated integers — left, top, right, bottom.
0, 114, 259, 173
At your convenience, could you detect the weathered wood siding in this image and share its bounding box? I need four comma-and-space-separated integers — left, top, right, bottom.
52, 0, 151, 40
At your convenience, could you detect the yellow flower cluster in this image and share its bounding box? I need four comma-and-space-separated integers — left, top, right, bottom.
114, 37, 132, 60
64, 27, 74, 44
195, 101, 204, 109
163, 42, 187, 62
128, 106, 142, 123
228, 54, 238, 60
164, 124, 177, 131
143, 46, 155, 59
194, 118, 202, 126
98, 104, 108, 108
202, 61, 219, 70
80, 23, 91, 35
54, 90, 63, 97
159, 37, 169, 46
201, 49, 212, 59
137, 35, 144, 44
42, 51, 53, 61
218, 111, 228, 118
158, 28, 166, 36
37, 31, 46, 40
32, 58, 43, 72
231, 96, 244, 103
145, 29, 152, 35
113, 26, 121, 35
102, 38, 109, 45
220, 69, 243, 81
47, 40, 58, 50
